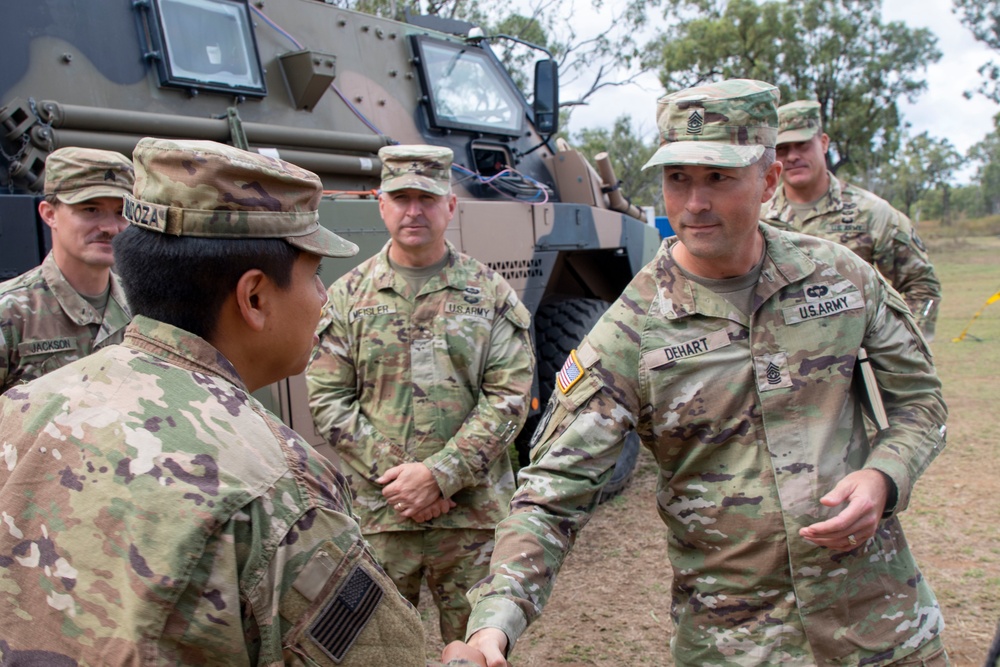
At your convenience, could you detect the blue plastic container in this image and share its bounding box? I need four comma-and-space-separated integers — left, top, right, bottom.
654, 216, 674, 239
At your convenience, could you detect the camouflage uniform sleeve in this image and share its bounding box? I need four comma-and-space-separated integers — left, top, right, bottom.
0, 294, 20, 393
253, 459, 485, 667
860, 271, 947, 516
465, 292, 643, 649
421, 290, 534, 499
869, 204, 941, 339
306, 291, 418, 483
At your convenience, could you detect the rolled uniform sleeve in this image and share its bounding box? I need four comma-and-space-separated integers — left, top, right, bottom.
422, 294, 533, 499
860, 272, 947, 515
307, 294, 418, 483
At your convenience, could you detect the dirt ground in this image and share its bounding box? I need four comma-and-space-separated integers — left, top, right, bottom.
421, 236, 1000, 666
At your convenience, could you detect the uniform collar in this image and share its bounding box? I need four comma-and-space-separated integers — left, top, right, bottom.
40, 252, 128, 327
123, 315, 246, 390
655, 223, 815, 321
371, 239, 466, 293
763, 170, 844, 225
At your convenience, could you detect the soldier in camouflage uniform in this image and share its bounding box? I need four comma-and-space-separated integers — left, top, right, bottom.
760, 100, 942, 340
0, 147, 133, 393
306, 145, 534, 643
0, 138, 485, 667
464, 80, 949, 666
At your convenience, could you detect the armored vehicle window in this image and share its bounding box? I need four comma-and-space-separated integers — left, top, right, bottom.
412, 37, 523, 136
138, 0, 266, 97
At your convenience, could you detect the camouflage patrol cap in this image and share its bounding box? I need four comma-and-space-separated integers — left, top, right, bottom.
642, 79, 779, 170
378, 145, 453, 195
777, 100, 822, 144
124, 137, 358, 258
44, 147, 134, 204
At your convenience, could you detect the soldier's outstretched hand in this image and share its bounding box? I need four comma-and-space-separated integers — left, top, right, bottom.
467, 628, 510, 667
441, 640, 488, 666
799, 468, 892, 552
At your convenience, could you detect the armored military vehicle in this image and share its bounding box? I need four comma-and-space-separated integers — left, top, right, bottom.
0, 0, 658, 499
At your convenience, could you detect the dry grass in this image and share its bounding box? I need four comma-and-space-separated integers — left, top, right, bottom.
905, 235, 1000, 666
919, 215, 1000, 240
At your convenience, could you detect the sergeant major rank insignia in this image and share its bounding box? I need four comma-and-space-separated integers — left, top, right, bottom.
687, 109, 704, 135
556, 349, 585, 394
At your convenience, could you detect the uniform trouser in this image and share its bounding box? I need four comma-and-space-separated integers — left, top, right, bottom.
364, 528, 494, 643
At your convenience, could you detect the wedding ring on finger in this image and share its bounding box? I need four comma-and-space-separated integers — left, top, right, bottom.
395, 502, 405, 511
847, 533, 858, 547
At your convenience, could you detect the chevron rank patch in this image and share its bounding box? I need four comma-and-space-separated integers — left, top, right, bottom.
308, 565, 383, 662
556, 349, 585, 394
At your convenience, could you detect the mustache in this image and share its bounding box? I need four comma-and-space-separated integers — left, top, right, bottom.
86, 232, 117, 244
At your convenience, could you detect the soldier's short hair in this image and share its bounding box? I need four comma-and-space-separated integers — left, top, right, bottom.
113, 227, 298, 340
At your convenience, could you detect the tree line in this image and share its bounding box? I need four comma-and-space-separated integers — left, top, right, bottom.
328, 0, 1000, 223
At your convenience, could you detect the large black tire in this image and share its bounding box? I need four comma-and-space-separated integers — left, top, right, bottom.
525, 297, 639, 504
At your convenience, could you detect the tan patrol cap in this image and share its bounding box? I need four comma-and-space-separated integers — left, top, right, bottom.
777, 100, 822, 144
123, 137, 358, 258
642, 79, 779, 170
378, 145, 453, 195
44, 147, 134, 204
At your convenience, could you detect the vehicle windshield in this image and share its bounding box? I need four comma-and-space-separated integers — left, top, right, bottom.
419, 39, 522, 135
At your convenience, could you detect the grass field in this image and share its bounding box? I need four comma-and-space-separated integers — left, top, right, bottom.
422, 229, 1000, 666
905, 234, 1000, 665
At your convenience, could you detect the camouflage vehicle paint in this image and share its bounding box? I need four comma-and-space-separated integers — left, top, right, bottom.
0, 0, 658, 470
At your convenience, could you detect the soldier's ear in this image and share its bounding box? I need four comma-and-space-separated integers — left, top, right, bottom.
761, 160, 782, 203
38, 200, 58, 229
234, 268, 270, 332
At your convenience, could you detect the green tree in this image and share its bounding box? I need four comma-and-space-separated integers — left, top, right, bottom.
571, 115, 664, 214
948, 183, 988, 218
952, 0, 1000, 102
641, 0, 941, 179
883, 132, 960, 223
967, 116, 1000, 214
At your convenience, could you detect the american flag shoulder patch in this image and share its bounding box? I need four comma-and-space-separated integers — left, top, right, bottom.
556, 349, 585, 394
308, 564, 384, 662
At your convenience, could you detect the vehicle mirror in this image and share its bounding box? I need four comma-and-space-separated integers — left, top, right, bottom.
533, 59, 558, 135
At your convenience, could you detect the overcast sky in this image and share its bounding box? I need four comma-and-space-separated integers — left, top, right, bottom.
562, 0, 999, 181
